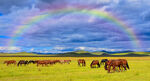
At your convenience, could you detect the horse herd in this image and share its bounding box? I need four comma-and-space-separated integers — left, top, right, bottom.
4, 60, 71, 66
3, 59, 129, 73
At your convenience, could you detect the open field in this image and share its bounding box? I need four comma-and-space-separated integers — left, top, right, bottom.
0, 57, 150, 81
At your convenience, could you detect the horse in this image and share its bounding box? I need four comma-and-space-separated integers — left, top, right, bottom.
52, 60, 61, 64
118, 59, 129, 70
17, 60, 29, 66
78, 59, 86, 66
4, 60, 16, 66
105, 59, 122, 73
105, 59, 129, 73
90, 60, 100, 68
36, 60, 50, 67
28, 60, 37, 64
60, 60, 71, 64
100, 59, 108, 65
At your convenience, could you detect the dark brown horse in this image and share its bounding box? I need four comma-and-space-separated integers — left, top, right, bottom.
78, 59, 86, 66
4, 60, 16, 66
17, 60, 29, 66
90, 60, 100, 68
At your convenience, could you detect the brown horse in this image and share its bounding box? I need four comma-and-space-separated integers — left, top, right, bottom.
36, 60, 49, 67
90, 60, 100, 68
4, 60, 16, 66
36, 60, 60, 66
105, 59, 129, 73
52, 60, 61, 64
60, 60, 71, 64
78, 59, 86, 66
118, 59, 129, 70
105, 60, 121, 73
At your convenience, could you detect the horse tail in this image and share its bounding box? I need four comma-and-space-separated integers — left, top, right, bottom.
126, 62, 129, 69
97, 63, 100, 68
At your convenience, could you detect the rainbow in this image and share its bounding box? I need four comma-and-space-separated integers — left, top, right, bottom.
8, 7, 141, 48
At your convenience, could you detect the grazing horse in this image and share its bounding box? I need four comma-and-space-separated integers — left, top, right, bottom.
105, 60, 121, 73
53, 60, 61, 64
28, 60, 37, 64
4, 60, 16, 66
90, 60, 100, 68
100, 59, 108, 65
118, 59, 129, 70
78, 59, 86, 66
105, 59, 129, 73
60, 60, 71, 64
17, 60, 29, 66
36, 60, 49, 67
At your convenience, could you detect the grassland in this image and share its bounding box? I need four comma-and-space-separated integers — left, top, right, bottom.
0, 57, 150, 81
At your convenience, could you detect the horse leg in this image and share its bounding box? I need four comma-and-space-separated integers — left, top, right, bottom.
84, 62, 86, 66
97, 63, 100, 68
14, 63, 16, 66
78, 62, 80, 66
117, 66, 120, 72
108, 65, 111, 73
46, 64, 48, 67
104, 64, 108, 70
112, 66, 116, 72
7, 63, 9, 66
121, 65, 123, 72
37, 63, 39, 67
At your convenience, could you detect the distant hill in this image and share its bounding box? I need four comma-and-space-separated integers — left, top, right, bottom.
0, 50, 150, 57
100, 50, 135, 54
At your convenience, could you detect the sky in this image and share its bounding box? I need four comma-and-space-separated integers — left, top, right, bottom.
0, 0, 150, 53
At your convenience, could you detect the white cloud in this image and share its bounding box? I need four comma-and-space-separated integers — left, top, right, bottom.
0, 46, 21, 51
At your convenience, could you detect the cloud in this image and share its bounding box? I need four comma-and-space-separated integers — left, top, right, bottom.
0, 0, 35, 14
0, 0, 150, 52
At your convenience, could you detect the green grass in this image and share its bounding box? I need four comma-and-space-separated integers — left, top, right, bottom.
0, 57, 150, 81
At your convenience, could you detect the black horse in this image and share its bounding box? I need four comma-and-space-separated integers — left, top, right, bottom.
100, 59, 108, 65
28, 60, 37, 64
17, 60, 29, 66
